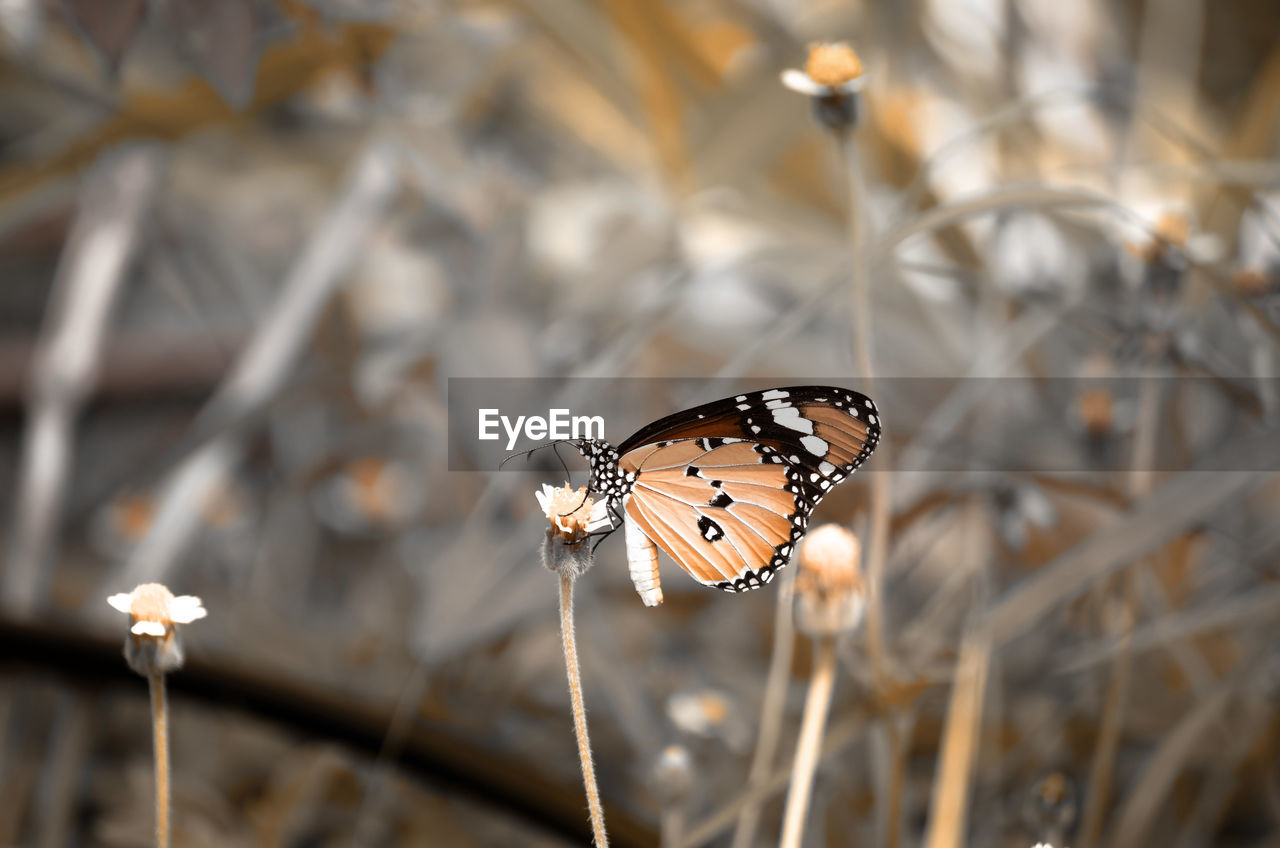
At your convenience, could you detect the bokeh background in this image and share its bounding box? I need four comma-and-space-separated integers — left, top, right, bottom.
2, 0, 1280, 846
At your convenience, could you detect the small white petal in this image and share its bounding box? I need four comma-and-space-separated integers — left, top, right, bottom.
107, 593, 134, 614
780, 69, 829, 96
585, 501, 614, 534
131, 620, 166, 637
170, 596, 207, 623
534, 485, 553, 516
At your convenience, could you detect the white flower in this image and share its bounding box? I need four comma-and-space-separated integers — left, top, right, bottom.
535, 483, 612, 541
108, 584, 207, 634
106, 583, 206, 675
781, 42, 867, 97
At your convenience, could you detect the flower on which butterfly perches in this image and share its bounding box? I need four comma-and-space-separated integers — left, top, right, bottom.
782, 42, 867, 133
794, 524, 866, 637
107, 583, 207, 676
536, 483, 613, 578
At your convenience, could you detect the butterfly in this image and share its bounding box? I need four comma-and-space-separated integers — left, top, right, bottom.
572, 386, 880, 606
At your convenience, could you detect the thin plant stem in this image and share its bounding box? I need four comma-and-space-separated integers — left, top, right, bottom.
149, 673, 170, 848
661, 808, 686, 848
839, 132, 893, 684
731, 569, 796, 848
1079, 624, 1134, 848
883, 710, 912, 848
679, 709, 875, 848
922, 636, 990, 848
1081, 367, 1160, 847
779, 637, 838, 848
560, 573, 609, 847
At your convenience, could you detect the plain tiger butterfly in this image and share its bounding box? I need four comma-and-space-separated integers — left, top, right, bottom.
571, 386, 880, 606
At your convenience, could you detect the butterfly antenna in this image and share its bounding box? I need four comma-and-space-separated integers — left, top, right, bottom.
549, 442, 572, 482
499, 439, 579, 471
557, 486, 591, 519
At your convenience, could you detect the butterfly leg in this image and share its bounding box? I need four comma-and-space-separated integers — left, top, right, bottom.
624, 511, 663, 606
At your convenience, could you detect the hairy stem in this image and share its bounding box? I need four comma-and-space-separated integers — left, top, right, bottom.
779, 637, 838, 848
560, 573, 608, 846
149, 673, 170, 848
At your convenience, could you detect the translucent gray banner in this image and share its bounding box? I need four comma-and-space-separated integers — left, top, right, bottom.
447, 377, 1279, 473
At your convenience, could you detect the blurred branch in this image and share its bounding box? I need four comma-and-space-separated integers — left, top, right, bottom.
112, 140, 400, 591
1053, 582, 1280, 675
1106, 685, 1233, 848
0, 18, 394, 207
0, 616, 657, 847
3, 144, 164, 616
919, 428, 1279, 843
979, 428, 1280, 646
678, 707, 874, 848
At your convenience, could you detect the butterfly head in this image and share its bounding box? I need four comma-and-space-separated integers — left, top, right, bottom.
574, 439, 629, 504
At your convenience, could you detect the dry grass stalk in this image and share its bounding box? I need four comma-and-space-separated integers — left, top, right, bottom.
923, 636, 990, 848
780, 524, 864, 848
778, 637, 838, 848
730, 569, 796, 848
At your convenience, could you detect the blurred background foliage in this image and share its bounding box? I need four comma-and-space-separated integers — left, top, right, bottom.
1, 0, 1280, 845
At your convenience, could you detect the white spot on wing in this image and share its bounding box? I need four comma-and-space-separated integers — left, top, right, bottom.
772, 406, 813, 433
801, 435, 828, 456
761, 389, 789, 401
819, 461, 836, 476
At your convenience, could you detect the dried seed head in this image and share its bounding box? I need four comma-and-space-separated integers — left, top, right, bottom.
1154, 212, 1188, 249
794, 524, 865, 636
1129, 212, 1191, 269
781, 42, 865, 132
1077, 388, 1113, 437
535, 483, 609, 543
1234, 268, 1271, 298
805, 42, 863, 87
106, 583, 207, 676
649, 744, 694, 806
1022, 771, 1078, 848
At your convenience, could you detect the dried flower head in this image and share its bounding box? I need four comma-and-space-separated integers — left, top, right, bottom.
1234, 268, 1272, 298
650, 744, 694, 806
794, 524, 865, 636
1077, 388, 1113, 438
781, 42, 866, 132
806, 43, 863, 87
536, 483, 610, 542
1022, 770, 1077, 848
537, 483, 612, 578
107, 583, 206, 676
666, 688, 748, 749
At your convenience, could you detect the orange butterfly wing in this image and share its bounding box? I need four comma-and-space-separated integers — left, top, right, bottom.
619, 439, 808, 592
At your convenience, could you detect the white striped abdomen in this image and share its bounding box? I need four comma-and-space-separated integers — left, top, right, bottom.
624, 510, 662, 606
